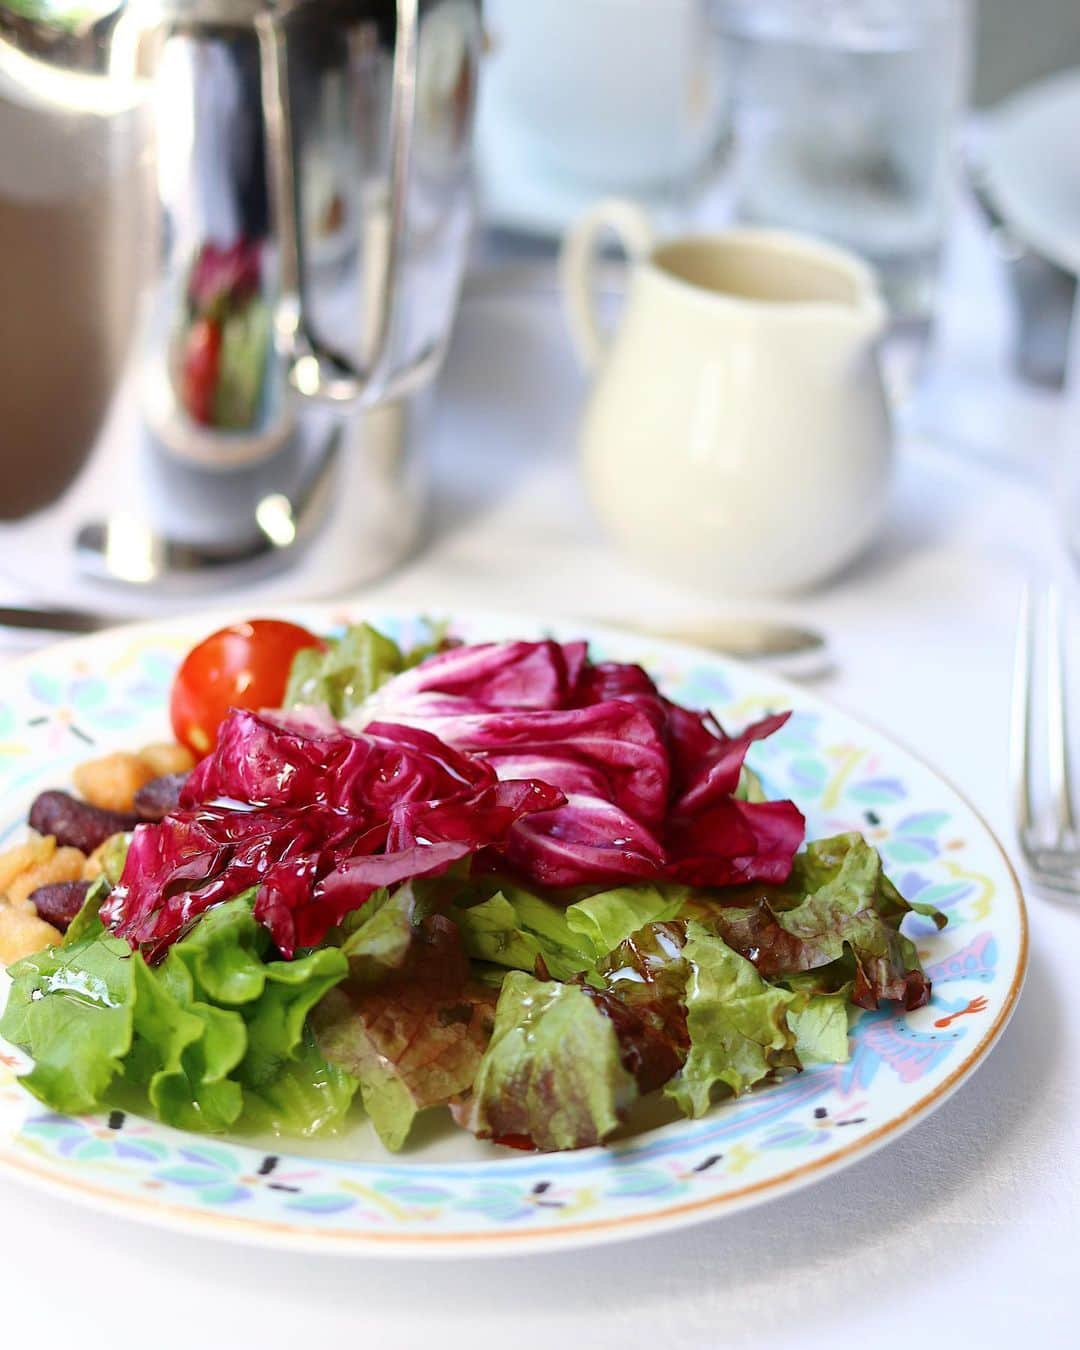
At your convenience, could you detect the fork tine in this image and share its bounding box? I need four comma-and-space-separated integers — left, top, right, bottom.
1047, 586, 1076, 839
1011, 583, 1034, 837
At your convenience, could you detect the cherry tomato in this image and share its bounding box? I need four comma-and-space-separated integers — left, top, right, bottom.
170, 619, 326, 757
181, 316, 222, 426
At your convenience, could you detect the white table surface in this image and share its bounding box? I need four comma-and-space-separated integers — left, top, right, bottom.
2, 205, 1079, 1348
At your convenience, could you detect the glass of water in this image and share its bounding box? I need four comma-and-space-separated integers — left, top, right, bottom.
720, 0, 972, 324
1064, 312, 1080, 576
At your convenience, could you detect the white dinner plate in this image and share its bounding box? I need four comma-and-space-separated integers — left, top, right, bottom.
0, 607, 1027, 1256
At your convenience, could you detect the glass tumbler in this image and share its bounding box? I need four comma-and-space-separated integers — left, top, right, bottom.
1065, 310, 1080, 574
720, 0, 972, 325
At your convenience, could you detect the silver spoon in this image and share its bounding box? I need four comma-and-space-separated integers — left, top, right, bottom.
593, 616, 831, 680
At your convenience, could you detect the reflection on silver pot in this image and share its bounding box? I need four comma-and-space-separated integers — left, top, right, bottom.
0, 0, 480, 577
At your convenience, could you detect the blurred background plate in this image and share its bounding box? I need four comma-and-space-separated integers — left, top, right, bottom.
979, 67, 1080, 278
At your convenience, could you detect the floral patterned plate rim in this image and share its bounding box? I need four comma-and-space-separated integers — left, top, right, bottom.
0, 607, 1028, 1258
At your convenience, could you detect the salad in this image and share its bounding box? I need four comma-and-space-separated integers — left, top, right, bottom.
0, 619, 945, 1154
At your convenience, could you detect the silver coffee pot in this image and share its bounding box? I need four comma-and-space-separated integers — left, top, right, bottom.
0, 0, 480, 594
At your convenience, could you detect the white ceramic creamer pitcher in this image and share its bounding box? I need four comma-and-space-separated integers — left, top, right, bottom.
562, 200, 893, 596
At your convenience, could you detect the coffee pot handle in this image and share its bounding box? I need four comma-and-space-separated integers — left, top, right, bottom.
257, 0, 419, 406
560, 199, 655, 374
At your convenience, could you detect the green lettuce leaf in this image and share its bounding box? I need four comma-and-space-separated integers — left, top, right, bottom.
564, 883, 688, 958
62, 873, 111, 946
237, 946, 349, 1090
168, 898, 352, 1131
451, 891, 552, 976
590, 921, 692, 1092
774, 835, 942, 1010
240, 1032, 357, 1137
1, 892, 354, 1136
665, 920, 794, 1117
126, 954, 246, 1132
340, 886, 422, 984
787, 992, 851, 1065
314, 902, 496, 1150
452, 881, 687, 983
493, 886, 592, 974
351, 1061, 421, 1152
169, 893, 271, 1005
450, 886, 587, 981
708, 834, 944, 1010
577, 913, 850, 1117
76, 832, 130, 893
284, 621, 445, 718
1, 923, 133, 1115
458, 972, 635, 1150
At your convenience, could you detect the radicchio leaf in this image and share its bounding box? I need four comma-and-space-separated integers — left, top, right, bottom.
104, 711, 563, 958
363, 639, 588, 716
351, 639, 805, 894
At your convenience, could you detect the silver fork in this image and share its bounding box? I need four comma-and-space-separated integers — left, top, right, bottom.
1011, 584, 1079, 897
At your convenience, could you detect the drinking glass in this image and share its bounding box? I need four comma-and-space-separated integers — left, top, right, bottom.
1065, 310, 1080, 574
719, 0, 972, 324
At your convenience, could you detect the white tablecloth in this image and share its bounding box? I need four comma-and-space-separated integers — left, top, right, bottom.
2, 209, 1079, 1347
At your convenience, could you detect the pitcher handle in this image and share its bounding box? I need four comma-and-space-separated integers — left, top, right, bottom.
560, 199, 655, 374
257, 0, 419, 406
